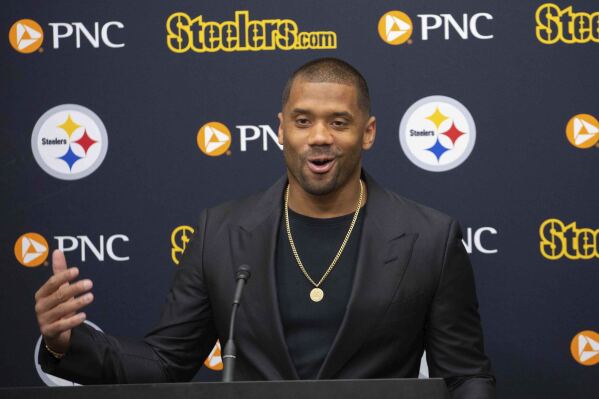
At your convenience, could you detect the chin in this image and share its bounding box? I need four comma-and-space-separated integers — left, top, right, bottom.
299, 174, 338, 196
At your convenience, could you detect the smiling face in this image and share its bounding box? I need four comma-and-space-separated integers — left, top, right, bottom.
278, 79, 376, 197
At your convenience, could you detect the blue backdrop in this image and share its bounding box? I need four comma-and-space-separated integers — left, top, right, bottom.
2, 1, 598, 397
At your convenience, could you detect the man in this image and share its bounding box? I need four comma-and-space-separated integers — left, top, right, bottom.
35, 58, 495, 398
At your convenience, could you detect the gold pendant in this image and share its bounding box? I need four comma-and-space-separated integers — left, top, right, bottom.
310, 288, 324, 302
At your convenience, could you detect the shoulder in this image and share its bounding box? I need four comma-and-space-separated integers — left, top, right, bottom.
393, 190, 454, 228
366, 176, 457, 237
197, 176, 285, 233
205, 190, 268, 221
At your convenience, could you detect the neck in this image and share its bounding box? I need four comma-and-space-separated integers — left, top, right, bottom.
287, 172, 366, 218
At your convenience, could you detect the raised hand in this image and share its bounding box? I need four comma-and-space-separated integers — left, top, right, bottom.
34, 250, 94, 355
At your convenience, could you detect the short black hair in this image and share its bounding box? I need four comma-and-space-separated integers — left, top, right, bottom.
281, 57, 371, 115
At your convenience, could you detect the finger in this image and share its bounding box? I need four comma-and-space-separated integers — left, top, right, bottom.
52, 250, 73, 293
35, 267, 79, 300
36, 279, 93, 313
41, 312, 86, 339
52, 250, 67, 275
39, 293, 94, 326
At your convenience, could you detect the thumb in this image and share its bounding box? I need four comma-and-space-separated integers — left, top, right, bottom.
52, 249, 67, 275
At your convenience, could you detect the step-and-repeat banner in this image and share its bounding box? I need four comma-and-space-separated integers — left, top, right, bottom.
1, 1, 597, 397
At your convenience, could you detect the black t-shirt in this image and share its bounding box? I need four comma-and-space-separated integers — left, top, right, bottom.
275, 206, 365, 379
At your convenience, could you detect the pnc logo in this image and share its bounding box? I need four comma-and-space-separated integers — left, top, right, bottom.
9, 19, 44, 53
377, 9, 493, 45
566, 114, 599, 149
571, 331, 599, 366
14, 233, 130, 264
9, 19, 124, 52
204, 341, 223, 371
399, 96, 476, 172
197, 122, 232, 156
462, 227, 499, 255
196, 122, 282, 156
378, 11, 413, 45
32, 104, 108, 180
539, 219, 598, 260
166, 10, 337, 53
536, 4, 599, 44
14, 233, 49, 267
171, 225, 194, 265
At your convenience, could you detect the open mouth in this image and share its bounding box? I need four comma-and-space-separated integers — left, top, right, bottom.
307, 157, 335, 174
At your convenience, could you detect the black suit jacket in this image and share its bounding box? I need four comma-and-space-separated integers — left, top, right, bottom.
41, 172, 495, 398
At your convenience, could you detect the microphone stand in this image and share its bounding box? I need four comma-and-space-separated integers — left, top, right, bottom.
222, 264, 251, 382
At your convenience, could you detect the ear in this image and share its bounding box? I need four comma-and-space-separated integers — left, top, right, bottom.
362, 116, 376, 150
277, 112, 284, 146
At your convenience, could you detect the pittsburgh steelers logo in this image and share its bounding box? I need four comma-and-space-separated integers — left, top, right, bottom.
14, 232, 49, 267
9, 19, 44, 53
566, 114, 599, 149
171, 225, 194, 265
399, 96, 476, 172
377, 11, 413, 45
571, 331, 599, 366
31, 104, 108, 180
197, 122, 231, 156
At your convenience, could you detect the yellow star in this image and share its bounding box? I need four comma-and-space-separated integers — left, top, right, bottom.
425, 107, 449, 130
57, 114, 81, 139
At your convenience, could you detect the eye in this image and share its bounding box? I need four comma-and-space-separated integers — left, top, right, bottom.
331, 119, 348, 129
295, 118, 311, 127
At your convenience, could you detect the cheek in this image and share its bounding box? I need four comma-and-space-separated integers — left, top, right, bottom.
337, 138, 363, 157
282, 137, 304, 157
282, 143, 299, 164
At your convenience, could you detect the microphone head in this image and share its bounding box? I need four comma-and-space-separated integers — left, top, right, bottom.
235, 264, 251, 281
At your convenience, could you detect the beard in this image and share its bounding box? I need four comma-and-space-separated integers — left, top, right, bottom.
284, 145, 360, 196
297, 169, 339, 196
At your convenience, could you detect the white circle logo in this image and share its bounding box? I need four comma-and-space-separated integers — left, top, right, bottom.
34, 320, 103, 386
31, 104, 108, 180
399, 96, 475, 172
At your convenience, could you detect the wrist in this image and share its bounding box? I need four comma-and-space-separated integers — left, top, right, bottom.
44, 343, 66, 359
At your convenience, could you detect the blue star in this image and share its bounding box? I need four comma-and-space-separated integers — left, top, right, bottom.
57, 145, 82, 171
425, 137, 450, 162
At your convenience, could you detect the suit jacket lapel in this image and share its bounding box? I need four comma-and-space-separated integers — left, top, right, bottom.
229, 177, 299, 380
317, 173, 418, 379
227, 172, 418, 380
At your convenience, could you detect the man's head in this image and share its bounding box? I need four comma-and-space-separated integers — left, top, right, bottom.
278, 58, 376, 197
281, 58, 371, 116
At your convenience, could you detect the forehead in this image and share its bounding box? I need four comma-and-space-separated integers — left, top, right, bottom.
285, 79, 360, 114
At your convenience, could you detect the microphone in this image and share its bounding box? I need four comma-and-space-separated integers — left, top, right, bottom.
222, 264, 251, 382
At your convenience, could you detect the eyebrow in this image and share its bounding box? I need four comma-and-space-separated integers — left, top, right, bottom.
291, 108, 312, 116
331, 111, 354, 120
291, 108, 354, 120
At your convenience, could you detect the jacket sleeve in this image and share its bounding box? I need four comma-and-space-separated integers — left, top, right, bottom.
424, 219, 496, 399
39, 208, 218, 384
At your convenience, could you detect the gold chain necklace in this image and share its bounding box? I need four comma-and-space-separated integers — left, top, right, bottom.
284, 179, 363, 303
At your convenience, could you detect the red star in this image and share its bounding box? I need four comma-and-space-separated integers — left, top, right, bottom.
440, 122, 466, 146
73, 129, 98, 155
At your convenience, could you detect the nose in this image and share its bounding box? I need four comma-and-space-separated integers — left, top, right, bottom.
307, 121, 334, 146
